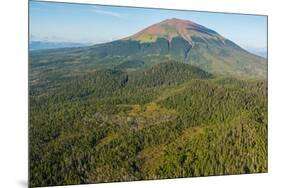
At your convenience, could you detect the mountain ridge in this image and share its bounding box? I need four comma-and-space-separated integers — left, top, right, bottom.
30, 18, 267, 78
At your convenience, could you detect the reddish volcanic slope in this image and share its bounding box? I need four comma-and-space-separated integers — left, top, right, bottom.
91, 18, 266, 78
128, 18, 225, 45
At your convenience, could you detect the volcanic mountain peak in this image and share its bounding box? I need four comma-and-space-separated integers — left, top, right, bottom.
128, 18, 225, 45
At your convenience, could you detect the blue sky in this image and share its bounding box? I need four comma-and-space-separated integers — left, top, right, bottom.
29, 1, 267, 51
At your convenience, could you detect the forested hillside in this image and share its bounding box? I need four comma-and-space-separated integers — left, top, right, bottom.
29, 61, 267, 187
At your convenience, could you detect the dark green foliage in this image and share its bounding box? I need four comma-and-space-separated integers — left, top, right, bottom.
129, 61, 212, 88
91, 40, 141, 57
29, 58, 267, 187
159, 78, 267, 127
139, 38, 170, 54
170, 37, 192, 59
114, 60, 144, 70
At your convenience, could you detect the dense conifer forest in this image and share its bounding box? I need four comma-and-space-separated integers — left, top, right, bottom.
29, 60, 267, 187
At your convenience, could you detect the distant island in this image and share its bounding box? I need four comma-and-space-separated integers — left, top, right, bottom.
29, 41, 92, 51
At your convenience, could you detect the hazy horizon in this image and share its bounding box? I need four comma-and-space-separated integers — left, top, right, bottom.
29, 1, 267, 56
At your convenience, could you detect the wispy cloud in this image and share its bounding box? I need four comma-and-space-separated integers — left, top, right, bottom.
91, 8, 125, 19
30, 6, 43, 11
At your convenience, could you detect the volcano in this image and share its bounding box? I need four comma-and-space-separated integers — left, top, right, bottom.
32, 18, 267, 78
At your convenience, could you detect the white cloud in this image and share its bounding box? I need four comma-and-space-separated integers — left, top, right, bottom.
92, 9, 125, 19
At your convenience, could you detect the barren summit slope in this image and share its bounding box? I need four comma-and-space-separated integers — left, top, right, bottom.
128, 18, 225, 45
